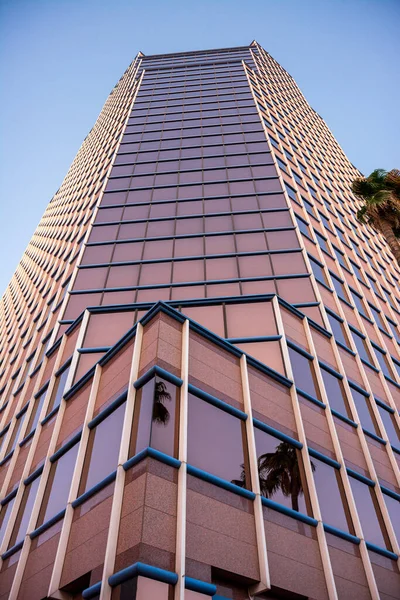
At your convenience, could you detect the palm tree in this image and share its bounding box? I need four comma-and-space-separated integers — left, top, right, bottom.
351, 169, 400, 265
152, 380, 171, 425
232, 441, 314, 512
258, 442, 313, 512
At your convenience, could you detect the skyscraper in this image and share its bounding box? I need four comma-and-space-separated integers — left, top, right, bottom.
0, 41, 399, 599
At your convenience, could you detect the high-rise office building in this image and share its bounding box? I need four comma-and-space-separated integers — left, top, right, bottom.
0, 41, 399, 600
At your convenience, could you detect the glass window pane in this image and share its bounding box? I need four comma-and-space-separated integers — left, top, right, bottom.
187, 394, 247, 487
312, 458, 352, 533
254, 427, 309, 514
0, 496, 15, 546
350, 477, 389, 549
47, 365, 70, 415
377, 405, 399, 447
9, 475, 41, 547
288, 347, 320, 399
383, 493, 400, 544
321, 369, 350, 418
351, 388, 379, 435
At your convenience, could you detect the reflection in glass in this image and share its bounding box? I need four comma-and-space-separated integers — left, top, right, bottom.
131, 377, 178, 458
350, 476, 390, 549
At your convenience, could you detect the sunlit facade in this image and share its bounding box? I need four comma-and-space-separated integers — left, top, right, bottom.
0, 42, 399, 600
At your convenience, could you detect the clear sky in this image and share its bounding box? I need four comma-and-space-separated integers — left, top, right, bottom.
0, 0, 399, 296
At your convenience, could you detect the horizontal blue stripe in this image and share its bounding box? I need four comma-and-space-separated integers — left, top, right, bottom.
261, 496, 317, 526
363, 429, 386, 445
360, 358, 380, 374
88, 392, 127, 430
244, 354, 293, 388
187, 464, 256, 500
29, 509, 66, 539
188, 384, 247, 420
1, 488, 17, 506
1, 540, 23, 560
381, 485, 400, 502
347, 467, 375, 487
330, 410, 358, 428
336, 341, 356, 356
323, 523, 360, 544
374, 397, 395, 413
384, 374, 400, 389
308, 448, 341, 469
78, 347, 110, 354
286, 340, 314, 361
24, 465, 44, 486
319, 361, 343, 379
134, 365, 183, 389
109, 561, 178, 587
253, 418, 302, 449
391, 444, 400, 455
82, 582, 101, 599
50, 431, 82, 463
123, 447, 181, 471
366, 542, 398, 560
71, 471, 116, 508
19, 430, 35, 447
296, 388, 326, 409
185, 577, 217, 596
226, 335, 282, 343
348, 380, 369, 397
40, 405, 60, 426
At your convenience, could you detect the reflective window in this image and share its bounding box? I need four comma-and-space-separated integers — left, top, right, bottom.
321, 368, 350, 418
288, 346, 320, 400
79, 401, 126, 495
37, 442, 79, 527
130, 377, 179, 458
187, 393, 248, 487
8, 475, 41, 548
373, 347, 394, 379
327, 312, 350, 347
25, 387, 48, 437
0, 495, 16, 546
254, 426, 310, 514
350, 387, 378, 435
377, 404, 399, 447
312, 457, 353, 533
5, 410, 27, 457
350, 476, 389, 549
383, 493, 400, 543
310, 256, 328, 286
46, 363, 70, 415
351, 330, 373, 363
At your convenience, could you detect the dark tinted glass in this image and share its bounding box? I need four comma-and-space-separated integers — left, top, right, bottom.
377, 405, 399, 447
0, 496, 15, 546
80, 402, 126, 494
47, 365, 70, 415
187, 393, 247, 487
351, 331, 372, 363
383, 493, 400, 543
38, 442, 79, 526
254, 427, 309, 514
351, 388, 378, 435
312, 457, 352, 533
350, 477, 389, 549
9, 475, 41, 547
321, 369, 350, 417
288, 347, 319, 399
327, 313, 349, 347
131, 377, 178, 457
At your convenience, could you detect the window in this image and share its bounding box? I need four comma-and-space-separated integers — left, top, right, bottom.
285, 183, 297, 202
377, 403, 399, 448
321, 368, 350, 418
315, 232, 330, 255
79, 401, 126, 495
350, 386, 379, 436
327, 312, 350, 348
8, 474, 41, 548
349, 476, 390, 550
4, 409, 27, 457
312, 456, 353, 534
130, 376, 179, 458
0, 494, 16, 546
25, 386, 48, 437
37, 441, 79, 527
310, 257, 328, 287
383, 492, 400, 544
288, 346, 320, 400
350, 289, 367, 317
46, 362, 70, 415
277, 158, 287, 173
254, 425, 310, 515
187, 393, 248, 487
351, 330, 373, 364
373, 346, 394, 379
296, 215, 311, 238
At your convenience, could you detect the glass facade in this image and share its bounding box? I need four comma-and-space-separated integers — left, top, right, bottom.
0, 42, 399, 600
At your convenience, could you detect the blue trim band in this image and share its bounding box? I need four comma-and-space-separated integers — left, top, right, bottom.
34, 381, 49, 399
19, 430, 35, 447
336, 341, 356, 356
88, 392, 127, 430
78, 347, 110, 354
261, 496, 317, 526
286, 340, 314, 361
381, 485, 400, 502
363, 429, 386, 445
99, 326, 137, 366
123, 447, 181, 471
64, 369, 96, 401
366, 542, 398, 560
361, 359, 380, 374
244, 354, 293, 388
331, 410, 358, 428
187, 464, 256, 500
384, 374, 400, 389
1, 541, 23, 560
308, 319, 332, 339
50, 431, 82, 463
346, 467, 375, 487
1, 488, 17, 506
319, 362, 343, 379
24, 465, 44, 486
82, 582, 101, 599
323, 523, 360, 544
348, 380, 369, 397
391, 444, 400, 455
188, 384, 248, 420
326, 307, 344, 322
296, 388, 326, 409
185, 577, 217, 596
29, 509, 66, 539
226, 335, 282, 343
375, 397, 395, 413
41, 405, 60, 426
134, 365, 183, 389
108, 562, 178, 587
71, 471, 116, 508
253, 418, 302, 449
308, 448, 341, 469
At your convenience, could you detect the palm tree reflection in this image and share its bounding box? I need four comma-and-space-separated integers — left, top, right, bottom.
152, 380, 172, 425
233, 441, 315, 512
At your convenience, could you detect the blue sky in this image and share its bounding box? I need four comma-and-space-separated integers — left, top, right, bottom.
0, 0, 399, 295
